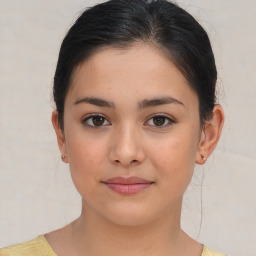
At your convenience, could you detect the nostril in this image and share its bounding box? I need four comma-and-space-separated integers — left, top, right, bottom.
131, 160, 140, 165
114, 159, 138, 165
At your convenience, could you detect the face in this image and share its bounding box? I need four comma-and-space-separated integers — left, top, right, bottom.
54, 43, 206, 226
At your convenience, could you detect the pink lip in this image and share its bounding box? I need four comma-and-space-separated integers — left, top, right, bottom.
102, 176, 154, 195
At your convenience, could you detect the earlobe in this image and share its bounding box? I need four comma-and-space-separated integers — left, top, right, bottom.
51, 110, 69, 163
196, 105, 224, 165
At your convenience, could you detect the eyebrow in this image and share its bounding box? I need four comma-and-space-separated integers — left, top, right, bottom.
138, 97, 184, 109
74, 96, 184, 109
74, 97, 115, 108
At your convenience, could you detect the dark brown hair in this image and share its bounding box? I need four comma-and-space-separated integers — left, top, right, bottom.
53, 0, 217, 130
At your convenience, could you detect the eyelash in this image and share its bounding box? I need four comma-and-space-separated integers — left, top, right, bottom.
82, 114, 111, 128
146, 113, 176, 128
81, 113, 176, 129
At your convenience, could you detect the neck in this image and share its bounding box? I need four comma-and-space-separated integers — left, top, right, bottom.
66, 199, 199, 256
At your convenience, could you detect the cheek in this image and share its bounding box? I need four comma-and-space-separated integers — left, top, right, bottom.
149, 132, 198, 191
65, 133, 107, 190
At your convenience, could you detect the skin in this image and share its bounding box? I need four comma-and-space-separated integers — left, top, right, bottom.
49, 43, 224, 256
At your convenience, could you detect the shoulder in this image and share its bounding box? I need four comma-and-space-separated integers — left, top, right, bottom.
0, 235, 56, 256
202, 245, 227, 256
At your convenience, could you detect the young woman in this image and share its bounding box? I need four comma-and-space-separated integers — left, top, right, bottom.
0, 0, 225, 255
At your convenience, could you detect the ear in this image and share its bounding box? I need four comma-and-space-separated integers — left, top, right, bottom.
196, 104, 224, 165
51, 110, 69, 163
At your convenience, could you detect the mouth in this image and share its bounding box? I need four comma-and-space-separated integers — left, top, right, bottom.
102, 176, 154, 195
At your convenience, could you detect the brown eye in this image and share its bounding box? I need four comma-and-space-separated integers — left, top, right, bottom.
153, 116, 166, 126
146, 114, 175, 128
92, 116, 105, 126
82, 114, 110, 128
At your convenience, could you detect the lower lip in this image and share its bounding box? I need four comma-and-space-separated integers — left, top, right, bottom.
104, 183, 153, 195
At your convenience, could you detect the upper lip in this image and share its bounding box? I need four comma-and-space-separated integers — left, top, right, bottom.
103, 176, 153, 184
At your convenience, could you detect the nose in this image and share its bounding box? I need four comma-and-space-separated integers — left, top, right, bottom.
108, 125, 146, 168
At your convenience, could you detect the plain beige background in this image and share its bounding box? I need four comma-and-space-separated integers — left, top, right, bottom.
0, 1, 255, 255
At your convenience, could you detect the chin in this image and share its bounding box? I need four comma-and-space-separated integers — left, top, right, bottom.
106, 213, 154, 227
99, 202, 160, 227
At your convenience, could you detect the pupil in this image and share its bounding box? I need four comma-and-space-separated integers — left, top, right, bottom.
154, 116, 165, 126
92, 116, 104, 126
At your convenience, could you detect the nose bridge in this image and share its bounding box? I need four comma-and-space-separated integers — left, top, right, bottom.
109, 122, 145, 167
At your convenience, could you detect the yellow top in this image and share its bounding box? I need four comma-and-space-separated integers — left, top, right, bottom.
0, 235, 227, 256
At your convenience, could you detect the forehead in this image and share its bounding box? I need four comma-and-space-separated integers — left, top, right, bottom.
67, 43, 198, 109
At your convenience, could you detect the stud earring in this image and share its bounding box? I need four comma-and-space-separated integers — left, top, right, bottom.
201, 154, 206, 161
61, 155, 66, 160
